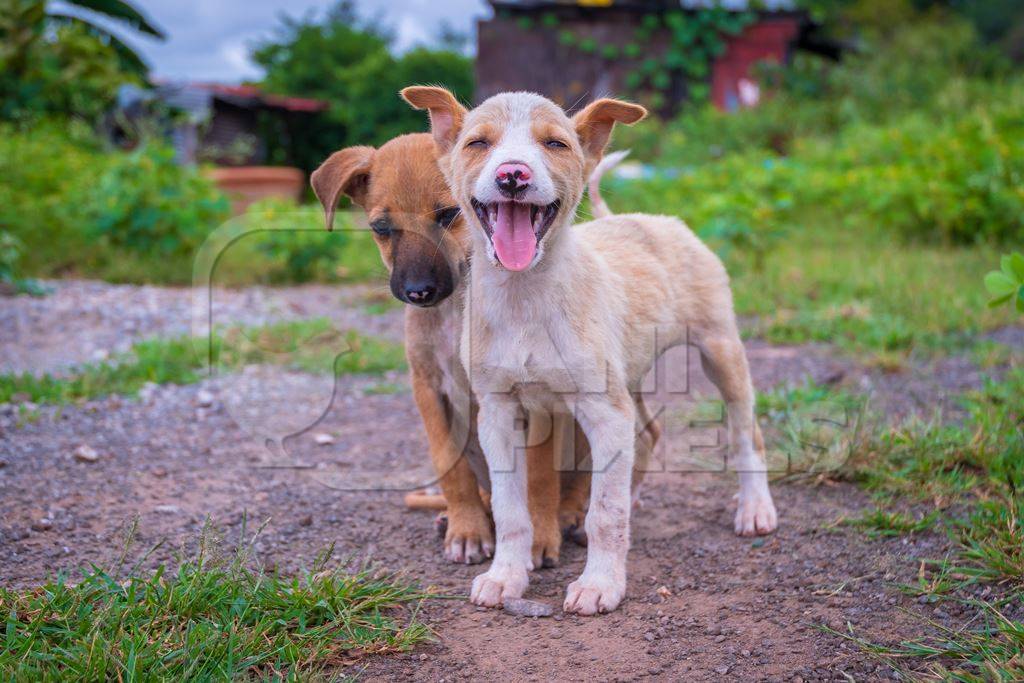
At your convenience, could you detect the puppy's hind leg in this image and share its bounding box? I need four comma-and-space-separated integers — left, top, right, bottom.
698, 335, 778, 536
527, 410, 565, 568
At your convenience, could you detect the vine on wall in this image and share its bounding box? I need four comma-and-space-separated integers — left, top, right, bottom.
515, 7, 756, 111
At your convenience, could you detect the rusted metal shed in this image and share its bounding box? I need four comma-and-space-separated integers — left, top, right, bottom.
476, 0, 826, 116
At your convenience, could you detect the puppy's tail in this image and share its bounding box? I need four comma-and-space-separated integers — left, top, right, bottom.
588, 149, 630, 219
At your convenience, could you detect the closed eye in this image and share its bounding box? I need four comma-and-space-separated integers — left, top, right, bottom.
466, 139, 489, 148
545, 139, 568, 149
435, 206, 461, 228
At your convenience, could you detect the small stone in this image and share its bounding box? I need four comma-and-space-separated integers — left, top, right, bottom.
73, 445, 99, 462
154, 504, 180, 514
313, 433, 335, 445
32, 518, 53, 532
298, 514, 313, 527
656, 585, 672, 598
196, 389, 215, 407
751, 538, 766, 548
153, 466, 168, 478
715, 666, 730, 675
0, 459, 7, 468
503, 598, 553, 618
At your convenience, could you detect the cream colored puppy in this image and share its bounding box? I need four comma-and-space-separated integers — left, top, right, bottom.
402, 86, 778, 616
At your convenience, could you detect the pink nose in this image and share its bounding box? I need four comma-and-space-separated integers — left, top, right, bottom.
495, 163, 532, 196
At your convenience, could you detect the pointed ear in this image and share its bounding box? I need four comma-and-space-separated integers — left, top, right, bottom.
310, 146, 375, 231
572, 98, 647, 165
400, 86, 468, 153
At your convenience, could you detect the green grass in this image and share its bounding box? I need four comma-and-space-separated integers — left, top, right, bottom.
0, 523, 430, 680
216, 318, 406, 376
842, 507, 940, 538
829, 599, 1024, 681
832, 368, 1024, 678
754, 378, 867, 475
0, 318, 406, 405
730, 232, 1013, 361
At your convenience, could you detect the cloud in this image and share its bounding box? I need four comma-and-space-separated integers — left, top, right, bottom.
53, 0, 489, 83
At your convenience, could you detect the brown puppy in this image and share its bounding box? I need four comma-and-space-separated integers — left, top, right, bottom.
311, 133, 659, 568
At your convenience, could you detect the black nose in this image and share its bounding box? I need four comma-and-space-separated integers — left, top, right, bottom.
404, 282, 438, 306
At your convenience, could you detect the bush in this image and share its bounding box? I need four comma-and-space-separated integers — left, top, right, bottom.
83, 144, 230, 259
0, 123, 236, 283
612, 76, 1024, 249
0, 120, 106, 275
244, 197, 347, 283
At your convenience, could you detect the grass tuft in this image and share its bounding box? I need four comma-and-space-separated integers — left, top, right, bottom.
0, 521, 430, 680
844, 507, 940, 538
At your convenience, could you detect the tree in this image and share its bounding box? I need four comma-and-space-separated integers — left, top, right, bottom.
0, 0, 165, 121
252, 0, 473, 172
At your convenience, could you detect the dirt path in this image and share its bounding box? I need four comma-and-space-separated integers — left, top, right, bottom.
1, 282, 1012, 681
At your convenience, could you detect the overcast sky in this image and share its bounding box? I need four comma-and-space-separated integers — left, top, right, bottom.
52, 0, 489, 83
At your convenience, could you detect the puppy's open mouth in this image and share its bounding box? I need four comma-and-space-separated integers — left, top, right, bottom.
471, 199, 560, 271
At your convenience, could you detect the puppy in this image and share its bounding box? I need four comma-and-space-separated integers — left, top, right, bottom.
402, 87, 778, 615
310, 133, 659, 568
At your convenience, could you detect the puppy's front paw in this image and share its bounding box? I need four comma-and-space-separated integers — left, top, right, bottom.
563, 572, 625, 615
734, 492, 778, 537
470, 563, 529, 608
442, 509, 494, 564
560, 508, 588, 547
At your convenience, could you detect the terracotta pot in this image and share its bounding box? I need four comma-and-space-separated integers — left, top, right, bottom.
206, 166, 305, 214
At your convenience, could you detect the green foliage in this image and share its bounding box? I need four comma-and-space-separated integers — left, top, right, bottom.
253, 1, 473, 172
0, 121, 387, 286
0, 524, 428, 679
0, 0, 162, 123
0, 120, 109, 276
548, 6, 753, 110
0, 318, 407, 405
985, 253, 1024, 314
243, 197, 346, 283
83, 144, 230, 259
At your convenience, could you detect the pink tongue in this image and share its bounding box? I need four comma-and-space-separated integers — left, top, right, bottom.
492, 202, 537, 271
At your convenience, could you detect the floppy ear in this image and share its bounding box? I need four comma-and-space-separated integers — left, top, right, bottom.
310, 146, 375, 231
572, 98, 647, 166
400, 86, 468, 153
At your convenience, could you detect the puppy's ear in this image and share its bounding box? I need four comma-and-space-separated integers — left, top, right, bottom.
572, 98, 647, 166
400, 86, 468, 153
310, 146, 375, 231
